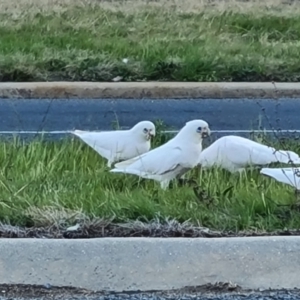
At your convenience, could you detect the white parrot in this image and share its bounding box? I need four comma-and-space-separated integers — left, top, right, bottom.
71, 121, 156, 167
198, 135, 300, 173
110, 119, 211, 189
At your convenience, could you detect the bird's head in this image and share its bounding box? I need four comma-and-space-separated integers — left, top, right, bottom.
182, 119, 211, 141
132, 121, 156, 141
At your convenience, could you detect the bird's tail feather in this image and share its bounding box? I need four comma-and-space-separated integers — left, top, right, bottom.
110, 168, 157, 180
71, 130, 86, 137
274, 150, 300, 164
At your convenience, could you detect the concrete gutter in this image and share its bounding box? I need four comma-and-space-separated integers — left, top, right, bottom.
1, 82, 300, 99
0, 236, 299, 291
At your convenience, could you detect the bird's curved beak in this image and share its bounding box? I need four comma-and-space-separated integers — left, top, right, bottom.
147, 130, 155, 140
201, 127, 210, 138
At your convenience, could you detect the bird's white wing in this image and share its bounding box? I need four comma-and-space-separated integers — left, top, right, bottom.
260, 167, 300, 189
72, 130, 126, 159
111, 145, 184, 177
200, 137, 280, 168
223, 139, 300, 166
224, 142, 276, 166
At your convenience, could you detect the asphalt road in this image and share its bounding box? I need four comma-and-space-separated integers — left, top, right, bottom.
1, 286, 300, 300
0, 98, 299, 139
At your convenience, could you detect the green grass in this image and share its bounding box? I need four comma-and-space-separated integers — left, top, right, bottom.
1, 129, 300, 233
1, 0, 300, 82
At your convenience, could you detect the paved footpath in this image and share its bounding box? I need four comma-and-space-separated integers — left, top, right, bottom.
0, 237, 300, 292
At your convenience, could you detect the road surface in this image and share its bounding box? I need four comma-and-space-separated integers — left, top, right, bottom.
0, 98, 299, 139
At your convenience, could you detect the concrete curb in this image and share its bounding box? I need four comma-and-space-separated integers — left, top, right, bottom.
1, 236, 300, 291
1, 82, 300, 99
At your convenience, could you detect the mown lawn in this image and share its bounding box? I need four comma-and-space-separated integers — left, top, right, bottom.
1, 0, 300, 82
1, 128, 300, 233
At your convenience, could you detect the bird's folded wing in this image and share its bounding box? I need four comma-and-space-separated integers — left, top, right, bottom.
207, 141, 276, 166
227, 143, 276, 165
112, 146, 183, 175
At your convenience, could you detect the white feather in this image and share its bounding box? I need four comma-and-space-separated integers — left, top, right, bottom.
260, 167, 300, 190
71, 121, 156, 167
198, 135, 300, 173
110, 119, 211, 189
66, 224, 80, 231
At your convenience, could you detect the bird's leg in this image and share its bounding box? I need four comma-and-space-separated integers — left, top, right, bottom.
237, 168, 247, 175
236, 168, 247, 182
177, 168, 199, 187
107, 160, 112, 168
160, 180, 170, 190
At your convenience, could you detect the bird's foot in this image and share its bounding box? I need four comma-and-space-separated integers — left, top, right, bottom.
160, 180, 170, 190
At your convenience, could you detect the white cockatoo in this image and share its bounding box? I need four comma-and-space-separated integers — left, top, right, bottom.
110, 119, 211, 189
198, 135, 300, 173
71, 121, 156, 167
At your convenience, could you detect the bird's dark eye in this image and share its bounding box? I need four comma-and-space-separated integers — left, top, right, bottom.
143, 128, 148, 133
196, 127, 202, 132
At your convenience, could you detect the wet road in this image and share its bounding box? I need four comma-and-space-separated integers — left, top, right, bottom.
0, 97, 299, 139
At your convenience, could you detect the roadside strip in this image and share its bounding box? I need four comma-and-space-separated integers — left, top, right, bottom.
1, 236, 299, 291
1, 82, 300, 99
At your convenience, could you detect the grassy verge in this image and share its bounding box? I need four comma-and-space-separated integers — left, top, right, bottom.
0, 128, 300, 236
1, 0, 300, 82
